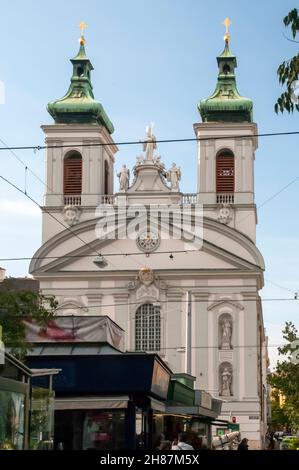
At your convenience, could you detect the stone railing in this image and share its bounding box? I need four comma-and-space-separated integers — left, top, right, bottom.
216, 193, 234, 204
64, 195, 82, 206
101, 195, 116, 205
181, 193, 198, 204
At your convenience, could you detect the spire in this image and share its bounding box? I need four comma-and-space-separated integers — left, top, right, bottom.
198, 19, 253, 123
47, 26, 114, 133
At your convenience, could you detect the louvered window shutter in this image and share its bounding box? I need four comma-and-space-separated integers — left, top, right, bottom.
216, 153, 235, 193
63, 156, 82, 195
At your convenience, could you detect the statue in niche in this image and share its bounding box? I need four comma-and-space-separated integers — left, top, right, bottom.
143, 123, 157, 161
220, 367, 232, 397
117, 164, 130, 191
167, 163, 181, 191
220, 318, 232, 350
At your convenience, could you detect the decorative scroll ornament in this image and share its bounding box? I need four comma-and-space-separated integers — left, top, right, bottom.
63, 205, 81, 226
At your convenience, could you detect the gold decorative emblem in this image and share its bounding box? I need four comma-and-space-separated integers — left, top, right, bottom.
138, 266, 154, 286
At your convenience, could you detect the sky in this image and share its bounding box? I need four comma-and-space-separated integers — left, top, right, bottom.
0, 0, 298, 366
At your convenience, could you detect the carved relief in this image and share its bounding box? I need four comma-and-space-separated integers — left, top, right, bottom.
136, 283, 159, 301
138, 266, 155, 286
217, 203, 233, 224
63, 205, 81, 226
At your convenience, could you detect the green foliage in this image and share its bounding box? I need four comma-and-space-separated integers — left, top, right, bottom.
275, 9, 299, 114
268, 322, 299, 431
0, 290, 56, 359
285, 437, 299, 450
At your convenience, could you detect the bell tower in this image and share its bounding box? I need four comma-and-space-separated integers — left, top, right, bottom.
195, 25, 257, 241
42, 30, 117, 242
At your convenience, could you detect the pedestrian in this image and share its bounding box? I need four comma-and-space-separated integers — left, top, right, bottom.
154, 433, 166, 449
158, 440, 172, 450
172, 433, 194, 450
237, 438, 249, 450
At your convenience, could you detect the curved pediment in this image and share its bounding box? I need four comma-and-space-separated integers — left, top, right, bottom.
30, 213, 264, 279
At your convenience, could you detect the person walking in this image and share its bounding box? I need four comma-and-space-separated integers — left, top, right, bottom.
237, 438, 249, 450
172, 433, 194, 450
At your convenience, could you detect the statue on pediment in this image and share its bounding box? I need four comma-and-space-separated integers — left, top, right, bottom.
143, 123, 157, 161
167, 163, 181, 191
117, 164, 130, 191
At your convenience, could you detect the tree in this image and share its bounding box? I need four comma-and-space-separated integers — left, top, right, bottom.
268, 322, 299, 431
275, 8, 299, 114
0, 289, 56, 359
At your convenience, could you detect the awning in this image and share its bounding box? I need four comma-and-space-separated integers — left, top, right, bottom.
54, 396, 129, 410
165, 405, 218, 419
31, 368, 61, 377
150, 397, 166, 412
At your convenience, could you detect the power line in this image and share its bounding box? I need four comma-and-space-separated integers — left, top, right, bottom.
51, 298, 298, 312
265, 278, 296, 294
0, 175, 103, 259
0, 249, 200, 262
0, 130, 298, 152
1, 163, 298, 295
0, 137, 64, 206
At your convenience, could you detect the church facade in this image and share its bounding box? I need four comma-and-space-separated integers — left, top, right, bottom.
30, 31, 268, 448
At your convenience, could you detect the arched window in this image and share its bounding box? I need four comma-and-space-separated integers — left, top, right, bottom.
216, 150, 235, 194
63, 151, 82, 195
135, 303, 161, 352
104, 160, 109, 195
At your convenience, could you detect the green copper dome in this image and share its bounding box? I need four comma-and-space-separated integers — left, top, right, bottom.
47, 40, 114, 133
199, 41, 253, 123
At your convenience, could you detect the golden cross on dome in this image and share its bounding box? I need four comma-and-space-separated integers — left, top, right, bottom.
79, 22, 88, 45
79, 22, 88, 35
223, 17, 232, 43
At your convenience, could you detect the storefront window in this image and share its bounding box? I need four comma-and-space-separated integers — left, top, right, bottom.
0, 390, 25, 450
29, 387, 55, 450
82, 411, 125, 450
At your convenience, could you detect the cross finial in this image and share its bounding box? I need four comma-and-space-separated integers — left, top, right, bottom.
79, 22, 88, 44
222, 17, 232, 44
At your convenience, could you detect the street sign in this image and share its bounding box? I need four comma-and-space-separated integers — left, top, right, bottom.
228, 423, 240, 431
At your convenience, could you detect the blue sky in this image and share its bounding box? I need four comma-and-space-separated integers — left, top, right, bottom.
0, 0, 298, 365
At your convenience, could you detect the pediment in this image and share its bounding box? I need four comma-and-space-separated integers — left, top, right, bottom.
30, 215, 264, 277
207, 299, 245, 311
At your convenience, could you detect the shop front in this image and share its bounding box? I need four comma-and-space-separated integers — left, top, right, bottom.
26, 352, 172, 450
0, 352, 58, 450
0, 353, 30, 450
158, 374, 223, 449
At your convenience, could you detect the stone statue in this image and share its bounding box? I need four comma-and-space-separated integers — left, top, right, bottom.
221, 318, 232, 349
155, 155, 167, 177
117, 164, 130, 191
143, 123, 157, 161
136, 154, 144, 166
167, 163, 181, 191
220, 367, 232, 397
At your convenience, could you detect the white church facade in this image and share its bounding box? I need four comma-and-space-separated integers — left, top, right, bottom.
30, 31, 268, 448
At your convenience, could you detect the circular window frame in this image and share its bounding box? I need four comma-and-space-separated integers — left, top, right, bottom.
136, 230, 161, 253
